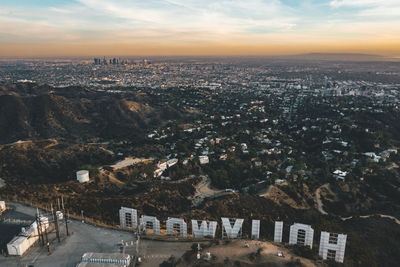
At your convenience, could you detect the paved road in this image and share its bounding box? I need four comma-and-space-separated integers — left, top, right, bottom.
135, 239, 192, 267
0, 202, 193, 267
0, 202, 136, 267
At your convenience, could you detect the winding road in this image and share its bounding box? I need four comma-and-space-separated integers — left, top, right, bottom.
341, 214, 400, 225
191, 175, 231, 207
315, 183, 330, 215
314, 184, 400, 225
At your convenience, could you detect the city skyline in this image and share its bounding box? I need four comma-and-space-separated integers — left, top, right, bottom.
1, 0, 400, 56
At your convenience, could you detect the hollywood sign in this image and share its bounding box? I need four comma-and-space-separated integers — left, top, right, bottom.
119, 207, 347, 263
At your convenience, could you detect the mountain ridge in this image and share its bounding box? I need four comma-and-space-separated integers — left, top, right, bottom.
282, 52, 396, 61
0, 83, 184, 144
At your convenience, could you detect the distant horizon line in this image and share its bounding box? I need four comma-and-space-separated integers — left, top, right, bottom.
0, 52, 399, 60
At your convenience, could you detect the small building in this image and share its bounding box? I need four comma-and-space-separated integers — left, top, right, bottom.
333, 170, 347, 181
167, 158, 178, 168
157, 161, 168, 171
153, 168, 164, 178
0, 201, 5, 213
7, 216, 49, 256
199, 156, 209, 165
219, 154, 228, 161
363, 152, 381, 162
77, 170, 90, 183
275, 179, 286, 185
78, 252, 131, 267
380, 149, 398, 159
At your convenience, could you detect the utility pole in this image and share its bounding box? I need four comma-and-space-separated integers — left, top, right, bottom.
36, 209, 44, 246
44, 222, 49, 247
11, 245, 21, 267
62, 196, 69, 236
36, 213, 42, 246
51, 203, 54, 221
53, 209, 60, 243
135, 223, 142, 264
38, 209, 49, 248
135, 237, 139, 258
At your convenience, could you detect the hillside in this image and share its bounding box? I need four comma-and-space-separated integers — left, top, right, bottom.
0, 82, 399, 266
0, 83, 184, 144
0, 139, 114, 184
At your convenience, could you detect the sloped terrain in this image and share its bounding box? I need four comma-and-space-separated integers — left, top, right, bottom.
0, 83, 184, 143
0, 140, 114, 184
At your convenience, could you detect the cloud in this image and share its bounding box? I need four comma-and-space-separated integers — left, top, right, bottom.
329, 0, 400, 18
74, 0, 296, 31
329, 0, 394, 7
0, 0, 399, 55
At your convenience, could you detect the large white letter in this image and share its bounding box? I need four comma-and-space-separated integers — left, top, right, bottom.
251, 220, 260, 239
166, 217, 187, 237
140, 215, 160, 235
192, 220, 218, 238
221, 218, 244, 238
274, 221, 283, 242
119, 207, 138, 230
289, 223, 314, 248
319, 232, 347, 263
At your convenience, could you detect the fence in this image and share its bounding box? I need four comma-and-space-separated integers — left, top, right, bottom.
0, 217, 33, 225
1, 197, 123, 231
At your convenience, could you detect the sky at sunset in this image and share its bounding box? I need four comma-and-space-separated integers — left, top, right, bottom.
1, 0, 400, 57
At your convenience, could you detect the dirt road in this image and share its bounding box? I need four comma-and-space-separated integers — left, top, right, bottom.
110, 157, 153, 170
342, 214, 400, 225
315, 183, 330, 215
191, 176, 230, 207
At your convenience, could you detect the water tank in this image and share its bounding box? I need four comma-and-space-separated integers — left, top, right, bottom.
76, 170, 90, 183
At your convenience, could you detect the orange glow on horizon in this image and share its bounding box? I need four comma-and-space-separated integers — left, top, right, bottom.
2, 0, 400, 58
1, 41, 400, 57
